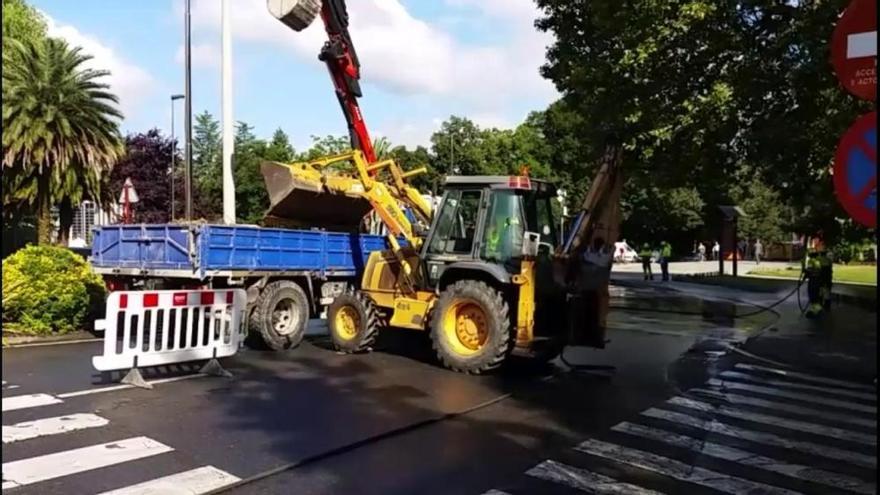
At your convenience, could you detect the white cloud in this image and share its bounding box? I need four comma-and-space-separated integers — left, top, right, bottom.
44, 14, 155, 122
175, 41, 222, 68
184, 0, 557, 110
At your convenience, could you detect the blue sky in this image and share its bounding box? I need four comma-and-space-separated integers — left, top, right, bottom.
33, 0, 559, 151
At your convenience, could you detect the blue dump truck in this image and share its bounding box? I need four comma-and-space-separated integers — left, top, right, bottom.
89, 223, 394, 350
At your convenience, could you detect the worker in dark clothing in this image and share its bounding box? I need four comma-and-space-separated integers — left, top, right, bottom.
804, 249, 824, 318
659, 241, 672, 282
639, 243, 653, 280
819, 249, 833, 311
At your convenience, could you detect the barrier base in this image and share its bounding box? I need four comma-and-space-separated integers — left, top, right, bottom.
121, 367, 153, 389
200, 358, 232, 378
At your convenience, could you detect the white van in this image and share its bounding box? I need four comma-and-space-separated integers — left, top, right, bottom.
613, 241, 639, 263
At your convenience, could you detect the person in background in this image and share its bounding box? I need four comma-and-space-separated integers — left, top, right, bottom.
754, 239, 764, 265
698, 242, 706, 262
639, 243, 654, 280
659, 240, 672, 281
712, 241, 720, 260
819, 248, 833, 311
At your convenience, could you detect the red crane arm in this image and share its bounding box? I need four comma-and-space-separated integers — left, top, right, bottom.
318, 0, 377, 165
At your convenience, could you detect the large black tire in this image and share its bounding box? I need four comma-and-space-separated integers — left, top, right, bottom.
327, 291, 380, 353
250, 280, 309, 351
430, 280, 511, 374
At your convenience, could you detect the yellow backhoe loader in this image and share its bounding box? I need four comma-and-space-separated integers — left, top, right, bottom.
265, 0, 625, 373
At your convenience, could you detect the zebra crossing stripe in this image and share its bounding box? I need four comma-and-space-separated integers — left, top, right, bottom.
641, 407, 876, 469
690, 388, 877, 430
95, 466, 241, 495
612, 422, 875, 494
526, 459, 665, 494
1, 436, 173, 490
719, 371, 877, 402
734, 364, 876, 392
1, 393, 62, 412
574, 438, 800, 495
668, 396, 876, 446
3, 413, 109, 444
706, 378, 877, 415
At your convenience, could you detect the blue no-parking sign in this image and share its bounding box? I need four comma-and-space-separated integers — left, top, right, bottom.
833, 111, 877, 228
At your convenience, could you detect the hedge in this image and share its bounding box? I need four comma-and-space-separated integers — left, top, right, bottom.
2, 245, 106, 334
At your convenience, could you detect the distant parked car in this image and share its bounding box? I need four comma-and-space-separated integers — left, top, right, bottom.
613, 241, 639, 263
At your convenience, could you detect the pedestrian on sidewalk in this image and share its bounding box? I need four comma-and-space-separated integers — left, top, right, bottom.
698, 242, 706, 262
712, 241, 720, 260
639, 243, 654, 280
659, 240, 672, 281
754, 239, 763, 265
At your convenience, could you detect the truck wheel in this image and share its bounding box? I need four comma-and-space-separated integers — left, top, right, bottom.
251, 280, 309, 351
430, 280, 511, 374
327, 291, 380, 353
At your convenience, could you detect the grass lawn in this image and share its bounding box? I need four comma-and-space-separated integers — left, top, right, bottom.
748, 264, 877, 285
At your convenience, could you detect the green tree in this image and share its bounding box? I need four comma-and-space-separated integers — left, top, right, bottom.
190, 111, 222, 219
232, 122, 270, 224
389, 144, 436, 193
430, 116, 486, 175
299, 135, 351, 160
264, 128, 295, 162
534, 0, 871, 244
2, 38, 122, 244
731, 172, 788, 243
2, 0, 46, 49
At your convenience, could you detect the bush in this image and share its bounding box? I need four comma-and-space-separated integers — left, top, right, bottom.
2, 245, 105, 334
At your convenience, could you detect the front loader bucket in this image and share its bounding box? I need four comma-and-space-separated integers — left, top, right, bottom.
261, 160, 372, 230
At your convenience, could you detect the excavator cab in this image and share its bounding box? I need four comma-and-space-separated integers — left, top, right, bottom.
421, 175, 559, 290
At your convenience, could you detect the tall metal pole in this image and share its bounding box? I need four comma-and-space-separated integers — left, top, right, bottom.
170, 94, 184, 221
170, 97, 175, 221
221, 0, 236, 224
184, 0, 194, 222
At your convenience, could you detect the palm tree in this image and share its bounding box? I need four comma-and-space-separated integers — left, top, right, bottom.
372, 136, 391, 160
2, 37, 122, 244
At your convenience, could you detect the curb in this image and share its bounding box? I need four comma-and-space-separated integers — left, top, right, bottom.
2, 331, 99, 348
675, 273, 875, 310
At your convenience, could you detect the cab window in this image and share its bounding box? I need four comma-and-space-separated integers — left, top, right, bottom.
427, 190, 482, 255
481, 191, 525, 263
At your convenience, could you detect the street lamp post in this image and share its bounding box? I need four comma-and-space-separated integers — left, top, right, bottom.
170, 94, 184, 221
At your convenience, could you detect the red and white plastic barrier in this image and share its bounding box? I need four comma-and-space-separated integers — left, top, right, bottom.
92, 289, 246, 372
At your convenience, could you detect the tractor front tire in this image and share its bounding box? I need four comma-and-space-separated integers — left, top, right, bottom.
250, 280, 309, 351
431, 280, 511, 374
328, 291, 380, 353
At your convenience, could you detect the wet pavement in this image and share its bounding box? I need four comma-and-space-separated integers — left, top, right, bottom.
3, 280, 874, 495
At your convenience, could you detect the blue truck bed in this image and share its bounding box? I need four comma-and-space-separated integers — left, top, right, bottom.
90, 224, 391, 279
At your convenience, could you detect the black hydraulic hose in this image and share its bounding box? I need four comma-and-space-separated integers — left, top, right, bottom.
203, 392, 514, 494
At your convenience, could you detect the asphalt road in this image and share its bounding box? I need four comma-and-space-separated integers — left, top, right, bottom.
2, 283, 875, 495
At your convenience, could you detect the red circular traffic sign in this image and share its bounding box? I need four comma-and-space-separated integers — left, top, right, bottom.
833, 111, 877, 228
831, 0, 877, 101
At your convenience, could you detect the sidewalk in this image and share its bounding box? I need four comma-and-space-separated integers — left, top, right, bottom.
612, 274, 877, 382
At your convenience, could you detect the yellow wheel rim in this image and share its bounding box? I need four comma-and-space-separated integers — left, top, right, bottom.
335, 306, 360, 341
441, 299, 489, 356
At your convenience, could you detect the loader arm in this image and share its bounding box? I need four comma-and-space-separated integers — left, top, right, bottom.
556, 142, 624, 284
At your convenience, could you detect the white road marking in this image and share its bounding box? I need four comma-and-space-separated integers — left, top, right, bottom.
848, 31, 877, 59
3, 413, 109, 444
690, 388, 877, 430
574, 438, 800, 495
707, 378, 877, 415
56, 373, 209, 399
95, 466, 241, 495
526, 459, 665, 494
668, 396, 876, 446
1, 436, 173, 490
642, 407, 876, 469
481, 491, 512, 495
613, 421, 875, 494
2, 393, 62, 412
719, 371, 876, 402
734, 364, 876, 392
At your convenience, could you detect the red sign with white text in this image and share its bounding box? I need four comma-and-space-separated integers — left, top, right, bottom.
831, 0, 877, 101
